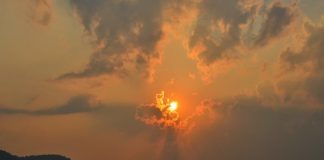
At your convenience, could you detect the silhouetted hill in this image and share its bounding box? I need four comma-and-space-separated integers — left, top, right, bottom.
0, 149, 70, 160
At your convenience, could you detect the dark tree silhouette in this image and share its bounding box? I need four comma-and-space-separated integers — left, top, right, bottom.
0, 149, 70, 160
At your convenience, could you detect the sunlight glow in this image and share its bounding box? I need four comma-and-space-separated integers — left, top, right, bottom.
169, 101, 178, 112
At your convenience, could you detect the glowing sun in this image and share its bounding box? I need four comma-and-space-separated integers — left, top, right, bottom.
169, 101, 178, 112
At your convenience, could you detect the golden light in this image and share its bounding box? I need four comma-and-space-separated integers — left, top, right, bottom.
169, 101, 178, 112
150, 91, 180, 127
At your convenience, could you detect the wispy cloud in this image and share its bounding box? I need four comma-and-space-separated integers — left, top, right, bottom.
57, 0, 171, 81
0, 96, 99, 115
255, 1, 297, 46
279, 24, 324, 104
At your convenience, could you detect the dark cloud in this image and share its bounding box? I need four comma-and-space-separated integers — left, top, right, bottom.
0, 95, 162, 137
93, 103, 161, 136
280, 25, 324, 104
0, 96, 99, 115
57, 0, 170, 80
255, 1, 297, 46
0, 107, 30, 115
30, 0, 53, 26
189, 0, 259, 65
96, 106, 181, 160
34, 95, 99, 115
54, 0, 301, 80
90, 102, 180, 160
183, 95, 324, 160
0, 95, 161, 134
89, 102, 183, 160
135, 104, 163, 125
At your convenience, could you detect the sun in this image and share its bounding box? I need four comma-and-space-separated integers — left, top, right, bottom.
155, 91, 180, 121
168, 101, 178, 112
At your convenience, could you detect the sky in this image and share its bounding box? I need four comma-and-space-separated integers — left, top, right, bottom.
0, 0, 324, 159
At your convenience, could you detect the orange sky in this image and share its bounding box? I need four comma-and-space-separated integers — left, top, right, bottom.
0, 0, 324, 160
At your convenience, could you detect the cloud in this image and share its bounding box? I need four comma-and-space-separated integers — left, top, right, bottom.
255, 1, 297, 46
54, 0, 301, 82
175, 22, 324, 159
189, 0, 260, 65
185, 0, 261, 81
3, 93, 324, 160
181, 95, 324, 160
135, 104, 163, 126
93, 103, 162, 136
57, 0, 174, 80
0, 98, 168, 159
186, 0, 301, 81
279, 24, 324, 104
96, 103, 181, 159
0, 95, 162, 136
0, 96, 99, 115
29, 0, 53, 26
0, 95, 162, 137
2, 86, 324, 160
